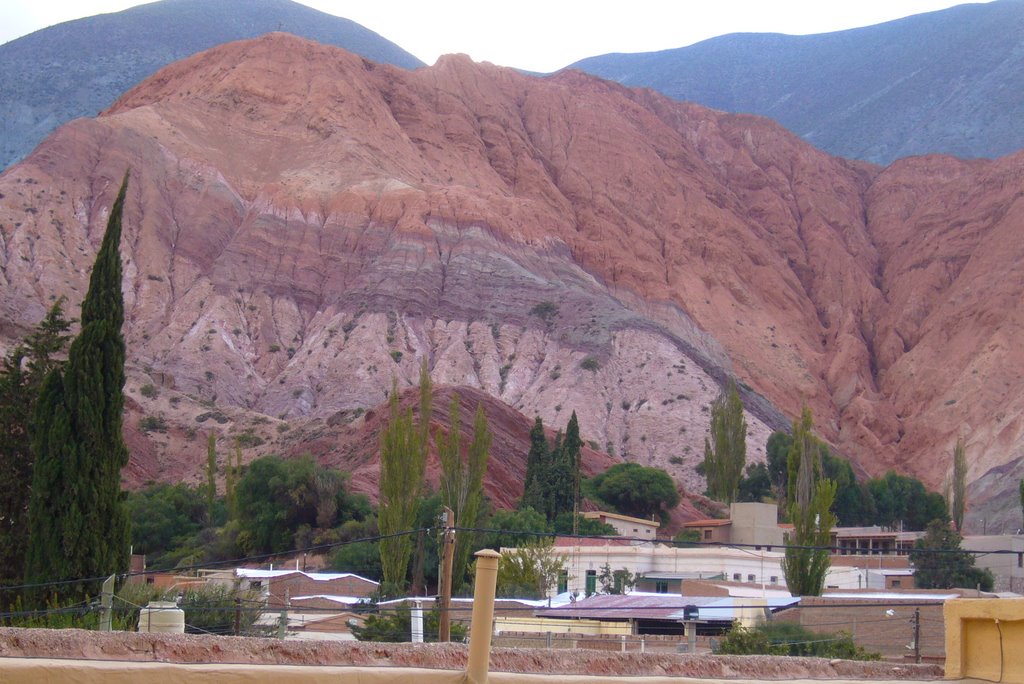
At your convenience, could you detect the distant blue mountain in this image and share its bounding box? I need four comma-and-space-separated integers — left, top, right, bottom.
569, 1, 1024, 164
0, 0, 424, 170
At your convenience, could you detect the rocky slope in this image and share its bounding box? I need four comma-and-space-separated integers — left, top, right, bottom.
0, 34, 1022, 528
570, 0, 1024, 165
0, 0, 423, 171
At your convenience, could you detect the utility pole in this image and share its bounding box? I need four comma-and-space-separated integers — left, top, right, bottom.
913, 607, 921, 664
98, 575, 115, 631
438, 506, 456, 642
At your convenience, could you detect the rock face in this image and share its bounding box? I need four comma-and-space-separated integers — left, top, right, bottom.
0, 0, 423, 170
1, 34, 1022, 527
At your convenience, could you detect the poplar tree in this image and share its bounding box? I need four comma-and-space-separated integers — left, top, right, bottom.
25, 173, 131, 603
206, 433, 217, 521
951, 437, 967, 533
702, 379, 747, 504
438, 399, 491, 591
781, 406, 836, 597
378, 361, 430, 595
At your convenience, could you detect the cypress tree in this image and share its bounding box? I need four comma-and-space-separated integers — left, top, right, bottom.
563, 411, 582, 533
520, 417, 549, 514
0, 301, 71, 594
25, 173, 131, 604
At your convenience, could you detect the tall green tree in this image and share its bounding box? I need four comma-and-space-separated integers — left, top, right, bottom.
0, 300, 72, 592
520, 417, 549, 513
25, 173, 132, 603
586, 462, 680, 520
205, 433, 217, 521
378, 363, 430, 595
910, 520, 993, 590
951, 437, 967, 533
438, 395, 491, 590
702, 379, 747, 504
563, 411, 583, 532
781, 407, 836, 597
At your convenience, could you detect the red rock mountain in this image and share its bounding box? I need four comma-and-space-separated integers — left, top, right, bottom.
1, 34, 1021, 529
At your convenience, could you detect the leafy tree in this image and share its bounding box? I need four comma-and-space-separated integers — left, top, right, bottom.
765, 431, 792, 499
868, 471, 948, 531
701, 379, 747, 504
25, 174, 131, 604
597, 562, 640, 594
910, 519, 993, 591
378, 364, 430, 596
496, 538, 566, 599
330, 540, 383, 581
781, 407, 836, 597
126, 483, 209, 569
438, 396, 491, 592
0, 300, 71, 592
737, 462, 772, 503
235, 454, 367, 556
552, 512, 617, 537
952, 437, 967, 532
586, 462, 680, 520
480, 506, 551, 551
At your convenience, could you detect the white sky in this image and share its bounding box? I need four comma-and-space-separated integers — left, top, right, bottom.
0, 0, 990, 72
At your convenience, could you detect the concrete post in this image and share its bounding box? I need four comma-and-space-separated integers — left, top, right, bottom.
411, 599, 424, 643
466, 549, 500, 684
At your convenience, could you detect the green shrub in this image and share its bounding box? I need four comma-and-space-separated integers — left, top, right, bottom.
390, 350, 403, 362
580, 356, 600, 371
140, 383, 158, 399
139, 415, 168, 433
715, 621, 880, 660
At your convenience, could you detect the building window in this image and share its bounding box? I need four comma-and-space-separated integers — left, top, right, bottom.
585, 570, 597, 596
145, 577, 155, 585
558, 571, 568, 594
704, 530, 712, 540
250, 580, 262, 589
891, 579, 902, 588
655, 581, 669, 594
733, 573, 741, 581
770, 576, 778, 584
747, 574, 756, 583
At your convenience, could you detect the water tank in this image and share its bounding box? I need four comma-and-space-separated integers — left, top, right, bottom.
138, 601, 185, 634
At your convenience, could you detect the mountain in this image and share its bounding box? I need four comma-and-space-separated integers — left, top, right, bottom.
0, 0, 423, 171
1, 34, 1022, 530
568, 1, 1024, 165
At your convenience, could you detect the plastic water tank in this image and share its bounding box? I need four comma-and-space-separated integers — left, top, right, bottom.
138, 601, 185, 634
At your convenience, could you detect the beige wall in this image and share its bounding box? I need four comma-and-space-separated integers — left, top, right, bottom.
945, 598, 1024, 682
729, 503, 786, 548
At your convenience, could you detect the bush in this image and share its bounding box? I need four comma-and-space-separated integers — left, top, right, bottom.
579, 356, 600, 371
715, 621, 880, 660
139, 415, 168, 433
352, 603, 466, 642
140, 383, 158, 399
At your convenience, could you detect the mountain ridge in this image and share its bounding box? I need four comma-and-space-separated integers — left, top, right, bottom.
568, 0, 1024, 164
0, 0, 423, 170
2, 34, 1022, 530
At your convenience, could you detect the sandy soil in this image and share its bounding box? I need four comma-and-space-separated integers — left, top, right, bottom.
0, 628, 944, 679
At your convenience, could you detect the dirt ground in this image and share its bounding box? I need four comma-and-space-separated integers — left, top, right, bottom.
0, 628, 944, 679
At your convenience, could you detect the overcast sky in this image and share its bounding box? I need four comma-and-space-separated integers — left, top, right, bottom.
0, 0, 989, 72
